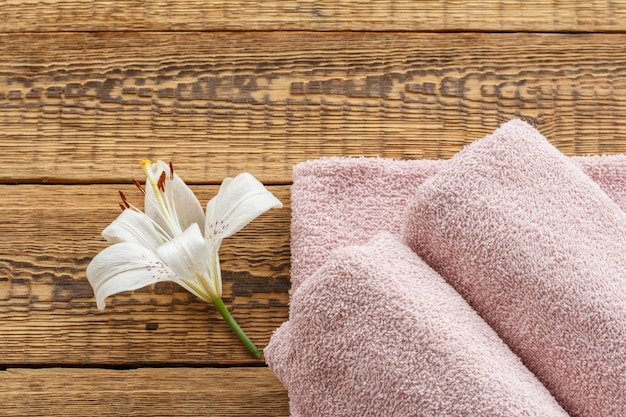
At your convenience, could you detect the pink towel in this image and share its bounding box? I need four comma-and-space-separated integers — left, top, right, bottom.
404, 120, 626, 417
289, 153, 626, 292
267, 120, 626, 416
266, 233, 569, 416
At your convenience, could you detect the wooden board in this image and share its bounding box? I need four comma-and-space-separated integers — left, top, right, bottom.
0, 367, 289, 416
2, 1, 625, 415
2, 32, 626, 184
0, 1, 624, 32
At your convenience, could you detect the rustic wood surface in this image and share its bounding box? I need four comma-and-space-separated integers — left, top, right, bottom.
2, 368, 289, 416
0, 0, 625, 32
1, 1, 626, 415
4, 31, 626, 184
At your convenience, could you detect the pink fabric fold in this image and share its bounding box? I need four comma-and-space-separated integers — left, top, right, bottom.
265, 233, 569, 416
289, 152, 626, 293
268, 119, 626, 416
404, 120, 626, 417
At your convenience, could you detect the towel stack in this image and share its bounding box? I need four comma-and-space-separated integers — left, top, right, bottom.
265, 120, 626, 417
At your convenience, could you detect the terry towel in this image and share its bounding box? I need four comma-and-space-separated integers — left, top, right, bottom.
266, 120, 626, 416
266, 233, 569, 416
288, 154, 626, 293
404, 120, 626, 417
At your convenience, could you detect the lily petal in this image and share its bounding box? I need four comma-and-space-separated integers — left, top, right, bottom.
155, 223, 220, 302
86, 242, 175, 310
101, 209, 166, 250
159, 162, 205, 232
143, 160, 205, 238
205, 172, 283, 241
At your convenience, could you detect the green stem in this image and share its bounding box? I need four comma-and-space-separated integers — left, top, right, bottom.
213, 297, 262, 359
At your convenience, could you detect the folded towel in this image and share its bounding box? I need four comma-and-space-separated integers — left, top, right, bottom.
289, 157, 440, 291
572, 154, 626, 208
289, 152, 626, 293
404, 120, 626, 417
265, 233, 569, 416
269, 120, 626, 416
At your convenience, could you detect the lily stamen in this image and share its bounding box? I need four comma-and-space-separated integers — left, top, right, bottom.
141, 159, 182, 236
132, 179, 146, 195
119, 191, 131, 209
157, 171, 167, 192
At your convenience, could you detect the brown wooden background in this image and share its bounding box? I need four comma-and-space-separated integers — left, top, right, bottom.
2, 1, 626, 415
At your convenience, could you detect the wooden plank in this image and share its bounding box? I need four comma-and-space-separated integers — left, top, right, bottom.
0, 367, 289, 416
2, 32, 626, 184
0, 0, 625, 33
0, 184, 290, 365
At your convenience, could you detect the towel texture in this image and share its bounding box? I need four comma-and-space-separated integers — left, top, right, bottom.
403, 120, 626, 417
289, 153, 626, 292
265, 233, 569, 416
268, 120, 626, 416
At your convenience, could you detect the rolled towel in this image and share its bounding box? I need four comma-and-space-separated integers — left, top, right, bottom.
403, 120, 626, 417
265, 233, 569, 417
290, 153, 626, 293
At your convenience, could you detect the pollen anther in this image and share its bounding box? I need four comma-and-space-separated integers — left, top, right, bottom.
157, 171, 167, 192
119, 190, 131, 209
132, 179, 146, 195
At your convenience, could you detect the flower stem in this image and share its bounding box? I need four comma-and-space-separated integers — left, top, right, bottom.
213, 297, 262, 359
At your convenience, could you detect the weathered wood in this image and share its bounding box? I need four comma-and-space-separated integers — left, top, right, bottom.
2, 2, 626, 415
2, 32, 626, 184
0, 184, 290, 365
0, 367, 289, 416
0, 0, 624, 33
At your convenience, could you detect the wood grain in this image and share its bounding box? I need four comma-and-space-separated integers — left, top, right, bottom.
0, 1, 625, 33
2, 2, 625, 415
0, 367, 289, 416
0, 184, 290, 365
2, 32, 626, 184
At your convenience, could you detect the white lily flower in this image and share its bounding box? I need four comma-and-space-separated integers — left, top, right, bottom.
86, 160, 282, 358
